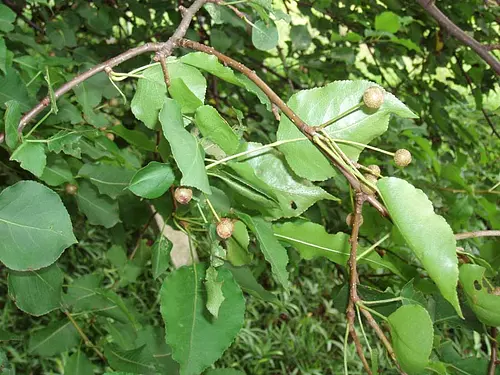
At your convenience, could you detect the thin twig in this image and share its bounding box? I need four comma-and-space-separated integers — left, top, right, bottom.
129, 211, 157, 260
346, 193, 372, 374
455, 230, 500, 240
416, 0, 500, 75
2, 0, 42, 32
64, 310, 106, 361
157, 53, 171, 87
488, 327, 498, 375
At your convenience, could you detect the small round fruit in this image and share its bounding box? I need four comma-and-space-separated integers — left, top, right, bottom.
346, 213, 364, 227
367, 164, 381, 177
361, 174, 378, 195
216, 218, 234, 239
174, 187, 193, 205
394, 149, 412, 167
105, 133, 115, 141
65, 183, 78, 195
363, 86, 384, 109
109, 98, 119, 107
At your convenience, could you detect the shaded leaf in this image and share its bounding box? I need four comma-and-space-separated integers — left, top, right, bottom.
79, 163, 135, 199
224, 263, 278, 303
205, 266, 225, 318
151, 234, 173, 279
29, 320, 79, 356
226, 221, 252, 266
160, 264, 245, 375
8, 264, 63, 316
459, 264, 500, 326
64, 349, 94, 375
4, 99, 21, 149
105, 344, 156, 374
238, 213, 289, 289
76, 181, 120, 228
0, 181, 77, 271
40, 155, 73, 186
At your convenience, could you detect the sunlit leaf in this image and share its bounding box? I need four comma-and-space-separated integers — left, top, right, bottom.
378, 177, 462, 317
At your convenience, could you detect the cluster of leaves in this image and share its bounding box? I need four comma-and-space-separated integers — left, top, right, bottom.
0, 0, 499, 375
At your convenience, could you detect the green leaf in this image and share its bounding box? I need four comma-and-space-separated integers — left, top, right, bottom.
105, 344, 156, 374
375, 11, 401, 34
181, 52, 241, 86
8, 264, 63, 316
195, 105, 240, 155
459, 264, 500, 326
64, 273, 136, 325
46, 20, 76, 49
226, 221, 252, 266
169, 77, 204, 114
252, 20, 279, 50
76, 181, 120, 228
151, 234, 172, 279
0, 68, 34, 110
277, 80, 416, 181
273, 221, 350, 265
111, 125, 155, 151
79, 163, 135, 199
228, 143, 337, 219
29, 320, 80, 356
4, 100, 21, 149
64, 349, 94, 375
0, 37, 8, 74
224, 264, 278, 303
47, 129, 83, 158
131, 62, 206, 128
40, 155, 74, 187
10, 142, 47, 177
128, 162, 175, 199
205, 266, 225, 318
159, 98, 211, 194
45, 100, 83, 125
290, 25, 312, 50
0, 181, 77, 271
238, 213, 289, 289
205, 369, 245, 375
0, 4, 16, 33
160, 264, 245, 375
0, 328, 21, 342
378, 177, 462, 317
388, 304, 434, 374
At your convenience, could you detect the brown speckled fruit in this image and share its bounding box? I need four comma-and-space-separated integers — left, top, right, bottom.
346, 213, 364, 227
65, 183, 78, 195
394, 149, 412, 167
106, 133, 115, 141
361, 174, 378, 195
174, 187, 193, 205
367, 164, 381, 177
363, 86, 384, 109
216, 218, 235, 239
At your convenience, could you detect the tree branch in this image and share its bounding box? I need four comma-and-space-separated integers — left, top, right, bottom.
346, 193, 372, 374
18, 42, 163, 132
455, 230, 500, 240
488, 327, 498, 375
416, 0, 500, 75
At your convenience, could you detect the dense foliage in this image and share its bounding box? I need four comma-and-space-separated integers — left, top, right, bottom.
0, 0, 499, 374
